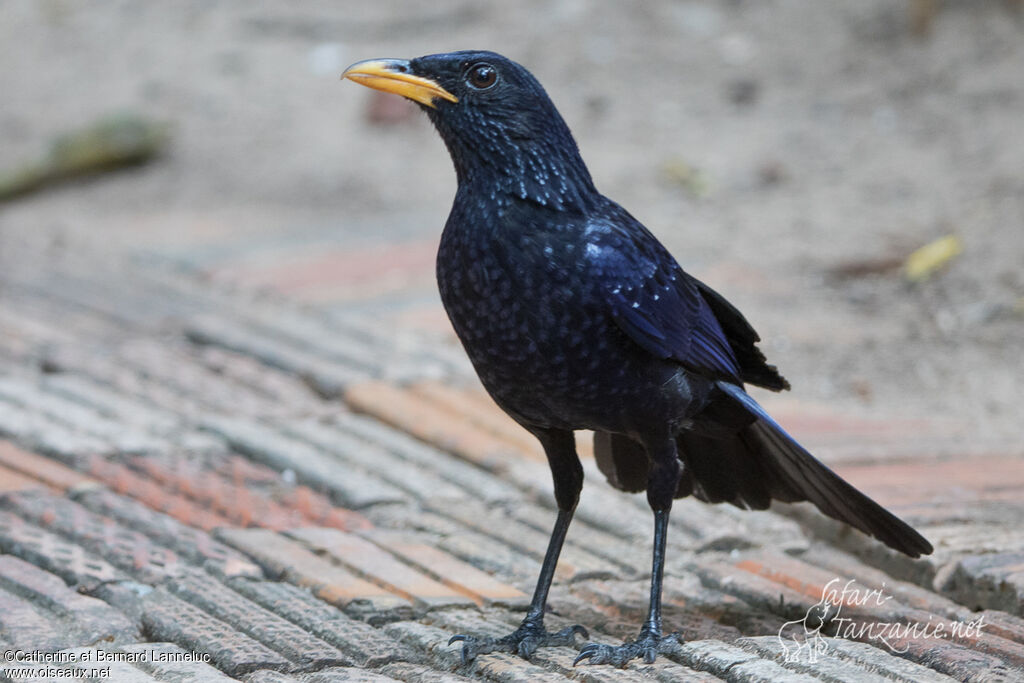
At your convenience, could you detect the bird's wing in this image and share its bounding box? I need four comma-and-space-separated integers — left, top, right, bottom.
581, 218, 743, 384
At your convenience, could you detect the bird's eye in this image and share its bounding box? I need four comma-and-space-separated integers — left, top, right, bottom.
467, 63, 497, 90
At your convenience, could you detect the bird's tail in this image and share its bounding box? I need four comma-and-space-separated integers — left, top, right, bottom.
676, 382, 932, 558
593, 383, 933, 558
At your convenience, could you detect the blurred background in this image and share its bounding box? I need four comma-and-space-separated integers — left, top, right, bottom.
1, 0, 1022, 439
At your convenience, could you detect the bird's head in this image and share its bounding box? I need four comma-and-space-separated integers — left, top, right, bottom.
343, 50, 596, 211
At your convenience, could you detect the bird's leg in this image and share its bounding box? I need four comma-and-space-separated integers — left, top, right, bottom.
448, 507, 588, 662
575, 439, 682, 667
449, 428, 588, 663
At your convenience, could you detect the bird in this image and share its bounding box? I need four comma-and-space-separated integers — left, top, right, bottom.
342, 50, 932, 668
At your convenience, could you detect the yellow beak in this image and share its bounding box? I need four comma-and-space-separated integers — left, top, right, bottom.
341, 59, 458, 109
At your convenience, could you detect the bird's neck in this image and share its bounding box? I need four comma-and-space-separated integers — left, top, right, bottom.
449, 140, 599, 214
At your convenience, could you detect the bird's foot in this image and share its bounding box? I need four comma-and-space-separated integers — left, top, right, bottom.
448, 621, 588, 664
573, 629, 681, 667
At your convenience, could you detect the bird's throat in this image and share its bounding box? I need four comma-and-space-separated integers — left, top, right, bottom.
427, 107, 598, 214
455, 145, 598, 215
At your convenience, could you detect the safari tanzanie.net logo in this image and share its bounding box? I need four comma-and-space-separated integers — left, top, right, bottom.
777, 578, 986, 663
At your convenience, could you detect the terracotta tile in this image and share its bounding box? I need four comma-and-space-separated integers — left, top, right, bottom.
345, 381, 545, 471
0, 587, 73, 651
198, 417, 406, 510
86, 457, 234, 531
76, 488, 262, 579
116, 642, 237, 682
3, 490, 184, 584
215, 528, 412, 620
361, 530, 527, 607
212, 240, 437, 298
834, 456, 1024, 507
0, 463, 52, 494
0, 554, 137, 642
230, 578, 413, 667
127, 455, 369, 531
0, 509, 127, 589
408, 381, 541, 455
141, 589, 289, 677
429, 499, 616, 583
0, 439, 97, 492
287, 528, 475, 610
331, 413, 521, 504
167, 569, 350, 670
945, 552, 1024, 615
376, 662, 476, 683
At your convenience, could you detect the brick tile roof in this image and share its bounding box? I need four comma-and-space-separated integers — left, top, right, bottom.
0, 241, 1021, 681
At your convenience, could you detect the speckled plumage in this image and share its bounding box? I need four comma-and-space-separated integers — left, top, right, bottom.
423, 50, 772, 440
346, 50, 932, 667
439, 196, 701, 434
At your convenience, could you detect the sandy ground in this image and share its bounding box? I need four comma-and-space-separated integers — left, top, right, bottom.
1, 1, 1022, 439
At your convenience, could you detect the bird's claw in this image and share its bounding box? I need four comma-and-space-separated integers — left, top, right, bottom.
573, 631, 681, 668
448, 623, 589, 664
447, 634, 487, 665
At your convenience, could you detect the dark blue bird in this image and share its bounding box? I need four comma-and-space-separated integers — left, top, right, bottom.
343, 50, 932, 667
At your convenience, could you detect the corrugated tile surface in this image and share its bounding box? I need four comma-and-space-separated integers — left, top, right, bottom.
0, 240, 1021, 681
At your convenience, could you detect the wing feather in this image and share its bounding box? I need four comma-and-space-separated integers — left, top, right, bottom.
583, 217, 743, 384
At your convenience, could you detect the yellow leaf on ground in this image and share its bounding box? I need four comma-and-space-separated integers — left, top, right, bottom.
904, 235, 963, 283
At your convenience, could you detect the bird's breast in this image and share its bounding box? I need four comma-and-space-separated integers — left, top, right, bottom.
435, 216, 685, 431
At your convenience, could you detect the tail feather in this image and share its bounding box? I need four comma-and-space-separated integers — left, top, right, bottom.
712, 383, 933, 558
675, 430, 778, 509
592, 384, 933, 559
593, 431, 647, 493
